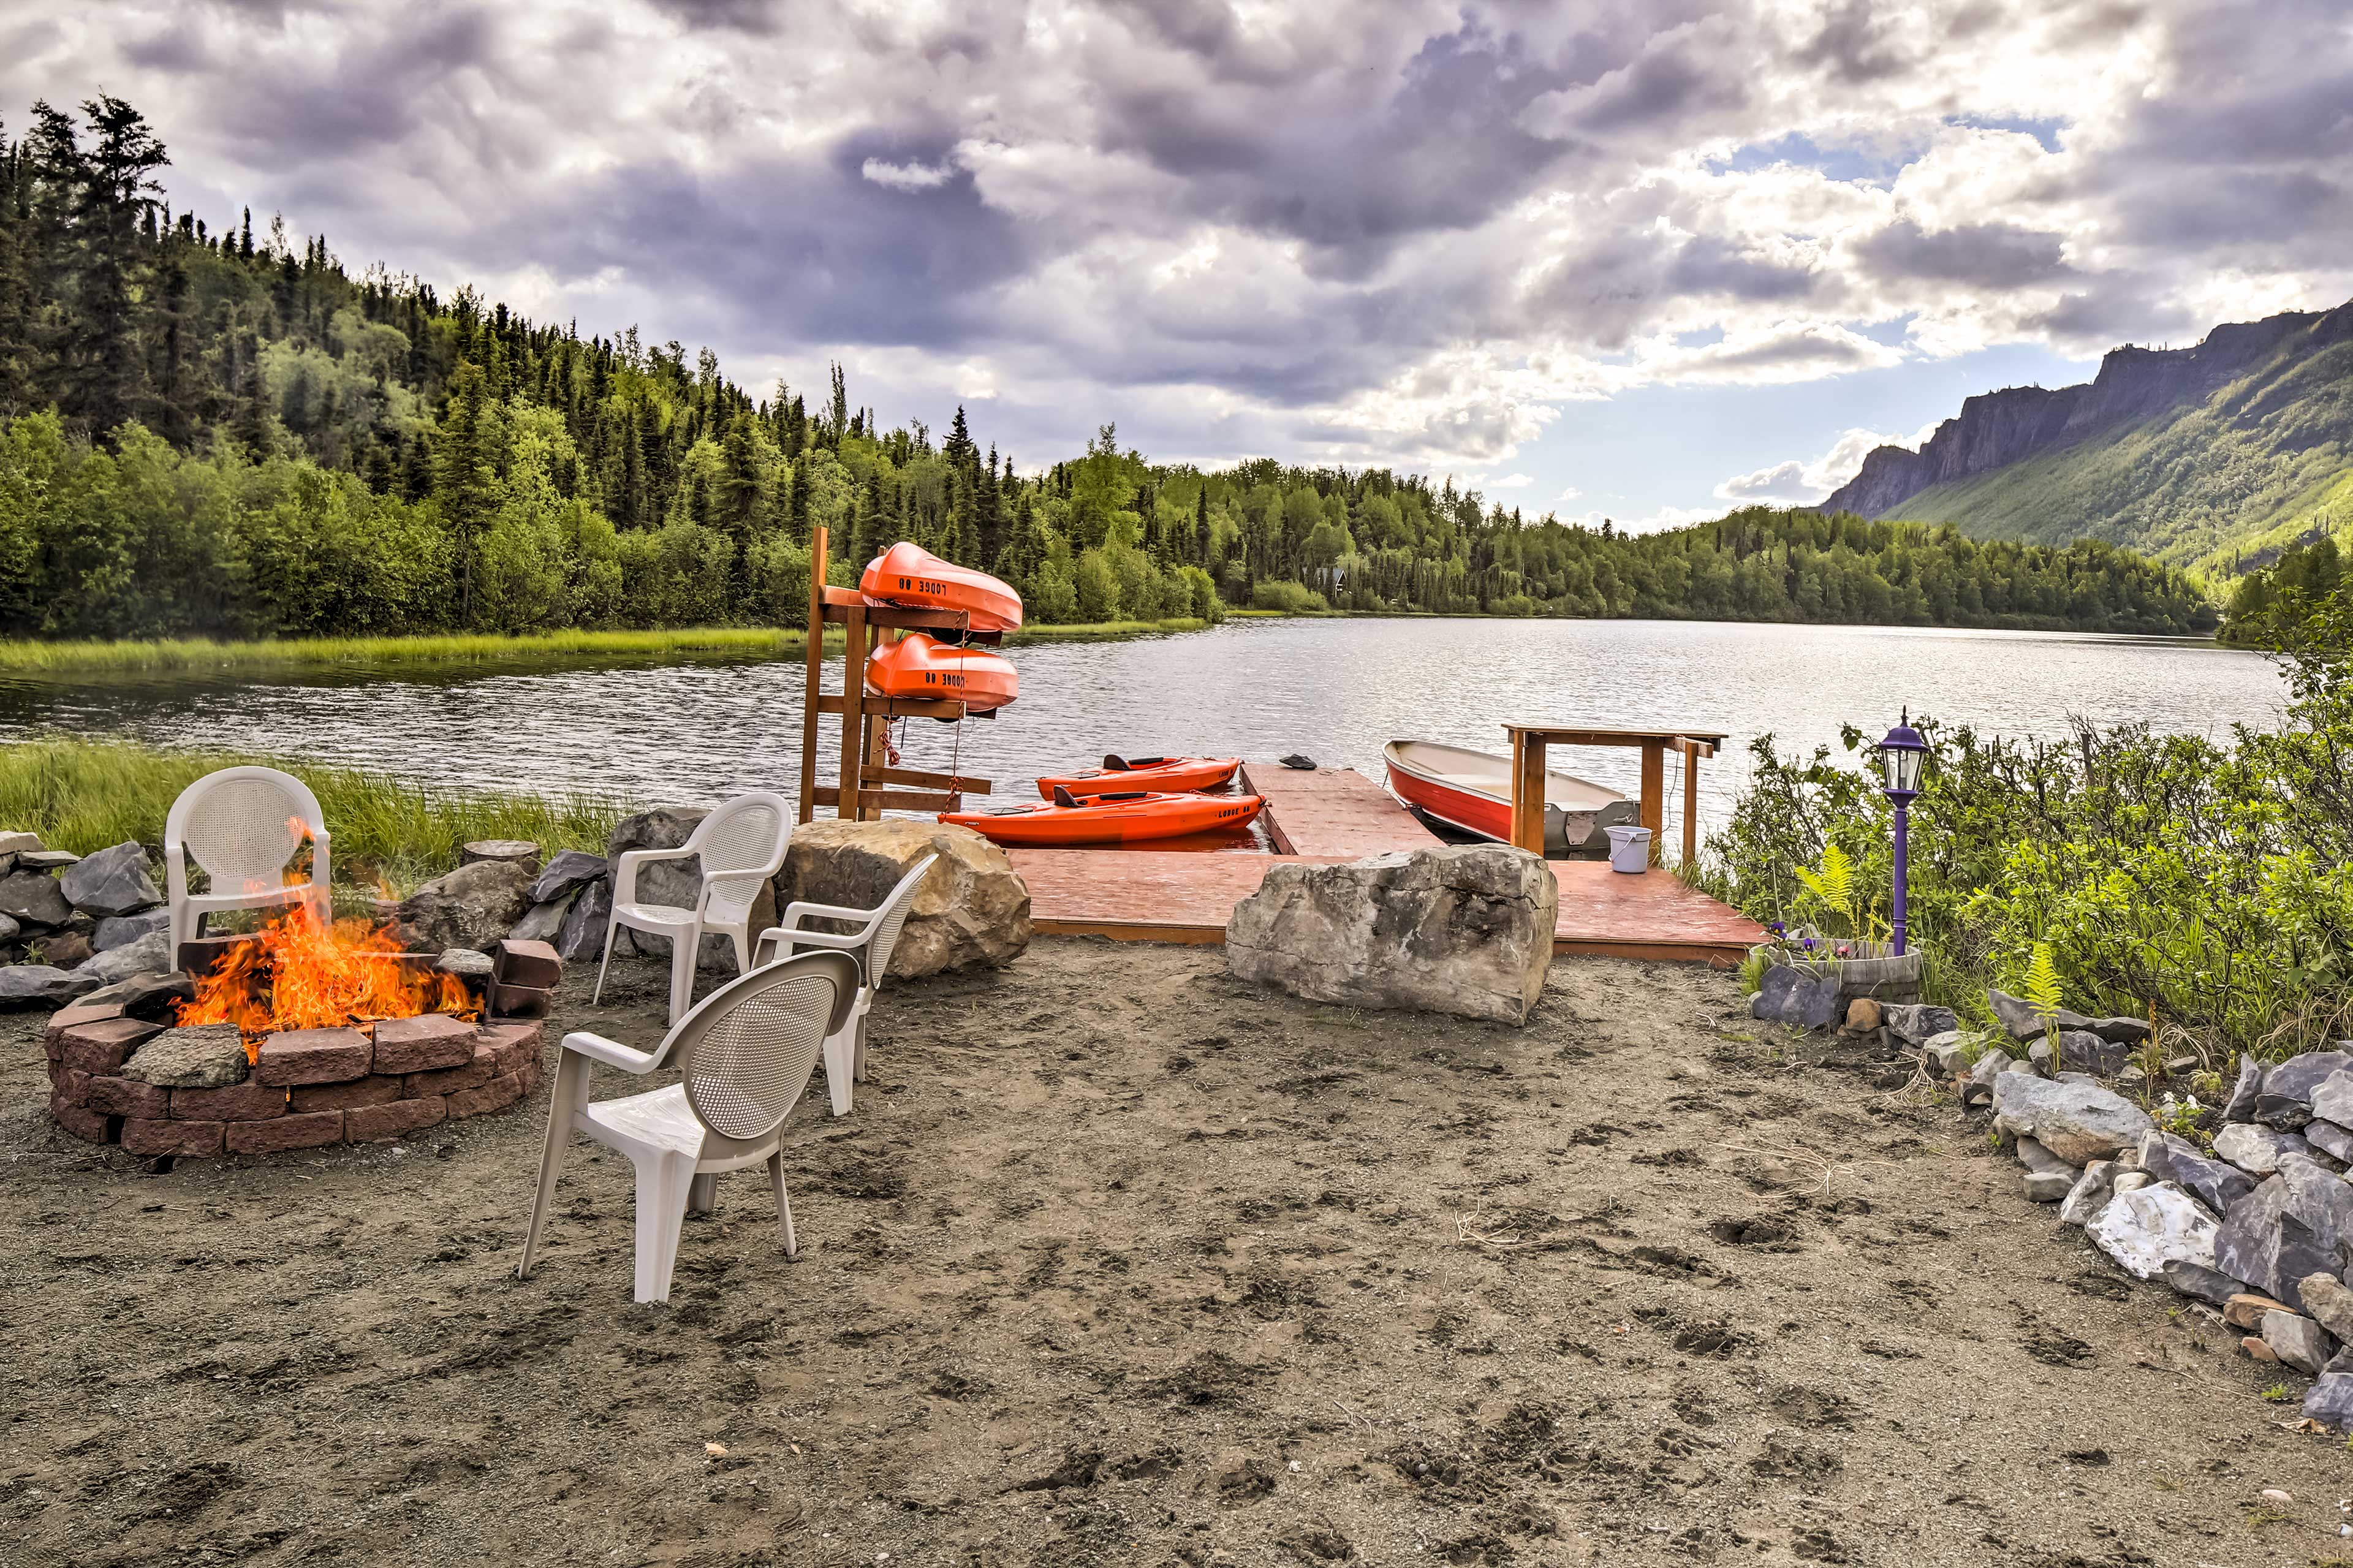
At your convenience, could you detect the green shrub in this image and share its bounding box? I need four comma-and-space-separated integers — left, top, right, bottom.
1249, 580, 1328, 613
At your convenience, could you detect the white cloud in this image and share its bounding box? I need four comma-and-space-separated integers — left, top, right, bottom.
1491, 472, 1534, 488
860, 157, 956, 192
1714, 422, 1941, 503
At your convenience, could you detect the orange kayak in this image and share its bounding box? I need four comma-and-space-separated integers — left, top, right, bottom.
861, 542, 1024, 634
943, 790, 1265, 846
865, 633, 1018, 712
1035, 756, 1241, 800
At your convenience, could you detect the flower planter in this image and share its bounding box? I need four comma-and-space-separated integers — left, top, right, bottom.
1751, 926, 1924, 1004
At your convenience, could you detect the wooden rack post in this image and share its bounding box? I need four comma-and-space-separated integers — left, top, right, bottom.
794, 526, 997, 822
1500, 723, 1727, 868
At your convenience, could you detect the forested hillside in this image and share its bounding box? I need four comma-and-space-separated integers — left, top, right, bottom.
1822, 302, 2353, 581
0, 97, 2217, 640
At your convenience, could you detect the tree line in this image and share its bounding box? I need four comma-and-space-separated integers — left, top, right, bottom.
0, 96, 2219, 641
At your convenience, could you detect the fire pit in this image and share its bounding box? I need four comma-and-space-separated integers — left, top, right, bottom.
42, 906, 556, 1159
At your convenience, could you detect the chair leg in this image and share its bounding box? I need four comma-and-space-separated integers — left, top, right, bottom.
593, 914, 623, 1003
822, 1024, 855, 1117
853, 1007, 871, 1082
688, 1171, 718, 1216
727, 925, 751, 977
632, 1150, 697, 1305
667, 927, 699, 1025
517, 1051, 590, 1279
768, 1151, 797, 1259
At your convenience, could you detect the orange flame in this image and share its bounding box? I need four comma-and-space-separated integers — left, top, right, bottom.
176, 901, 476, 1059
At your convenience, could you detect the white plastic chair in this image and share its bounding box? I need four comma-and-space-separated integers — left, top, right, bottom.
516, 949, 859, 1305
752, 854, 936, 1118
164, 766, 333, 954
595, 790, 792, 1025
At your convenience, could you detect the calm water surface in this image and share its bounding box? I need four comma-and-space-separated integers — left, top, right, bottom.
0, 618, 2286, 838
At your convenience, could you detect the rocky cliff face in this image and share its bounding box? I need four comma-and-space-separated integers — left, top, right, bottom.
1822, 304, 2346, 518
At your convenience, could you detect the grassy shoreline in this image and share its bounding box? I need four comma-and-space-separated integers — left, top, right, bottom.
0, 616, 1226, 674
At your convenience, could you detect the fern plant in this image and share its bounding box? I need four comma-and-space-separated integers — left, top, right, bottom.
2023, 941, 2066, 1064
1792, 843, 1868, 939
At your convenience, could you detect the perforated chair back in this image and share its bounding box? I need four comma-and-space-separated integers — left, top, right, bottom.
167, 767, 324, 889
863, 855, 938, 992
693, 792, 791, 927
674, 950, 858, 1145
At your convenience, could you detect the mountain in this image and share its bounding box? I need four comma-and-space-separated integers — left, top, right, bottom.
1820, 300, 2353, 578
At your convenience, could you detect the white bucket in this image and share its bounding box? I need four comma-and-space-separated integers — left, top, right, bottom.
1606, 825, 1652, 874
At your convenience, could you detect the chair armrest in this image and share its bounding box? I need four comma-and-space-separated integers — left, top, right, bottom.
780, 900, 882, 930
753, 926, 871, 969
613, 846, 694, 904
559, 1030, 663, 1074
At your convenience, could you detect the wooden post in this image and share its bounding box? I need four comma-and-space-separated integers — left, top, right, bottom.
1639, 740, 1664, 866
836, 602, 868, 821
797, 526, 829, 822
1681, 744, 1700, 868
1510, 735, 1547, 854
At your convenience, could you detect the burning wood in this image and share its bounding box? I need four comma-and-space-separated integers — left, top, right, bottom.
175, 902, 474, 1058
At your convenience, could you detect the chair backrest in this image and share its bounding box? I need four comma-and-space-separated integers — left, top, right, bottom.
672, 950, 859, 1144
165, 766, 325, 890
689, 791, 792, 925
863, 855, 939, 993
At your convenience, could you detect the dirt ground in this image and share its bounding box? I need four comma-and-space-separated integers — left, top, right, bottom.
4, 938, 2350, 1568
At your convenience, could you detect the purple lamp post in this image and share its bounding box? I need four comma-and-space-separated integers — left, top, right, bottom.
1878, 714, 1927, 955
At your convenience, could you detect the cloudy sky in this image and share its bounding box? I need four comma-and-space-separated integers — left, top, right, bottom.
7, 0, 2351, 526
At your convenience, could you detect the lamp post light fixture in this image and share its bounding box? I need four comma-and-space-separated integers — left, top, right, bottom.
1878, 712, 1928, 956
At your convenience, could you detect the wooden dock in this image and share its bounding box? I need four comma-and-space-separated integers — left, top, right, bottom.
1014, 760, 1762, 965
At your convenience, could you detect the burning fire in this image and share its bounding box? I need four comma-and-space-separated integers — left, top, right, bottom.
176, 901, 475, 1057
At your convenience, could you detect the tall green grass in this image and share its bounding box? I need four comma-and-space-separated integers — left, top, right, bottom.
0, 738, 626, 896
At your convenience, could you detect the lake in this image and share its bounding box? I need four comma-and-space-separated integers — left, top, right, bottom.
0, 618, 2287, 839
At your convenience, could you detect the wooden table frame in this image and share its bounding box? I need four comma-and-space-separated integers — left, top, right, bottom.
1502, 724, 1727, 868
794, 526, 995, 823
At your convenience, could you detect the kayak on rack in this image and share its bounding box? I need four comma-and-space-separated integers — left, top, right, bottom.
1382, 738, 1634, 854
865, 632, 1019, 713
1034, 755, 1242, 800
942, 789, 1264, 847
860, 541, 1024, 634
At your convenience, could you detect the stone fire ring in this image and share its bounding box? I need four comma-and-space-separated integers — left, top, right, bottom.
44, 1004, 545, 1159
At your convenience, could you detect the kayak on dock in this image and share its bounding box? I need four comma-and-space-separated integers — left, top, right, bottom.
1382, 739, 1634, 854
865, 633, 1019, 712
1034, 756, 1242, 800
860, 542, 1024, 634
943, 788, 1265, 846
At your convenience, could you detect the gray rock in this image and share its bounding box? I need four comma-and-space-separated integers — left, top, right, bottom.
2018, 1136, 2076, 1202
460, 839, 542, 870
1884, 1004, 1958, 1045
2214, 1121, 2313, 1176
434, 947, 494, 982
2162, 1259, 2243, 1306
2257, 1050, 2353, 1129
76, 929, 175, 985
2111, 1171, 2151, 1197
2306, 1119, 2353, 1164
528, 849, 608, 905
2305, 1373, 2353, 1432
2261, 1310, 2333, 1376
1227, 845, 1556, 1025
2086, 1015, 2154, 1045
2309, 1073, 2353, 1129
2086, 1180, 2221, 1279
1990, 1074, 2155, 1165
2055, 1029, 2132, 1076
1923, 1031, 1975, 1075
107, 969, 196, 1021
2215, 1176, 2346, 1307
0, 870, 72, 928
1987, 986, 2093, 1042
2060, 1160, 2116, 1227
0, 911, 15, 944
607, 806, 712, 912
2298, 1272, 2353, 1343
1751, 964, 1841, 1031
2139, 1130, 2257, 1216
17, 849, 77, 871
2224, 1056, 2265, 1122
94, 907, 171, 952
2026, 1039, 2054, 1075
1961, 1048, 2014, 1107
395, 860, 536, 953
556, 876, 612, 963
0, 964, 102, 1009
122, 1023, 249, 1088
508, 893, 574, 945
58, 841, 162, 918
0, 830, 42, 857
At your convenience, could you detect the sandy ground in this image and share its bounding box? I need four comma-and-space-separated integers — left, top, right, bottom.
3, 938, 2349, 1568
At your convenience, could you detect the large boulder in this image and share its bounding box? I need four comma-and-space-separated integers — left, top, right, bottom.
1990, 1074, 2154, 1165
0, 870, 72, 929
556, 876, 613, 963
395, 860, 536, 954
1226, 844, 1555, 1025
2215, 1167, 2353, 1308
2086, 1181, 2221, 1280
777, 819, 1029, 977
58, 842, 163, 918
529, 849, 608, 905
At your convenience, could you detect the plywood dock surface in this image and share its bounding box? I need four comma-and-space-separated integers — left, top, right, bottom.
1012, 808, 1765, 965
1238, 761, 1444, 857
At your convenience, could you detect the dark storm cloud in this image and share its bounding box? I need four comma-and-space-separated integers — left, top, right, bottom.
1665, 236, 1817, 302
1852, 220, 2070, 289
642, 0, 785, 34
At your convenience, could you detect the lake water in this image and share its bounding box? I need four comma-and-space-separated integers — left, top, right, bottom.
0, 618, 2287, 839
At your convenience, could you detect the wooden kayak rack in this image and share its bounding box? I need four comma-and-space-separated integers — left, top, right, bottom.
795, 526, 995, 823
1501, 723, 1727, 867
